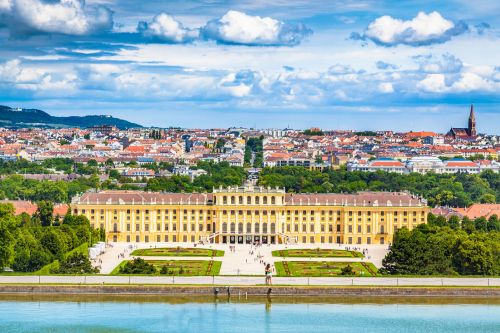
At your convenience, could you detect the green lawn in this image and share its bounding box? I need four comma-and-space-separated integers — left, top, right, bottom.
111, 260, 221, 276
131, 247, 224, 257
36, 243, 90, 275
274, 261, 378, 277
272, 249, 363, 258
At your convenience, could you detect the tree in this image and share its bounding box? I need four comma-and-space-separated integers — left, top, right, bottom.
452, 236, 495, 275
448, 215, 461, 230
34, 201, 54, 227
474, 217, 488, 232
480, 193, 496, 204
461, 217, 475, 234
56, 252, 99, 274
0, 214, 15, 270
105, 158, 115, 168
341, 264, 354, 276
119, 258, 156, 274
40, 230, 67, 259
487, 215, 500, 232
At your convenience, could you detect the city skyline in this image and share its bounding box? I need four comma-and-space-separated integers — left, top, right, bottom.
0, 1, 499, 133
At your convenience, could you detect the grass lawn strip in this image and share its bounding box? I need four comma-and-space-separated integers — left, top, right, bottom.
112, 260, 221, 276
272, 249, 363, 258
131, 247, 224, 257
275, 261, 377, 277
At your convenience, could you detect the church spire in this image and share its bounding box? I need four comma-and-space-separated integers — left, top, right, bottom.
468, 104, 476, 136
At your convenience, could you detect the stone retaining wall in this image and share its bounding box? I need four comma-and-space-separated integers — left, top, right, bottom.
0, 285, 498, 297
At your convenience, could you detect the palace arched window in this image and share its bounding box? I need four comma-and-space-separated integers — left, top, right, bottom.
238, 223, 243, 233
263, 196, 268, 205
246, 223, 252, 233
254, 223, 260, 233
222, 223, 227, 232
247, 196, 251, 204
270, 223, 276, 233
230, 222, 235, 233
271, 196, 276, 204
231, 196, 235, 205
239, 196, 243, 204
263, 223, 268, 233
255, 197, 260, 204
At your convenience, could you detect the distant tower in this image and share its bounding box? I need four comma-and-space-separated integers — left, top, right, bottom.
468, 104, 476, 136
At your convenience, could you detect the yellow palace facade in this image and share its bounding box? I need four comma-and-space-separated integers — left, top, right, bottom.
71, 186, 429, 245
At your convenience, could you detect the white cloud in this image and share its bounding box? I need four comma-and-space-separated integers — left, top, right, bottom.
417, 74, 447, 93
355, 11, 468, 46
450, 72, 495, 92
202, 10, 311, 46
2, 0, 113, 35
137, 13, 198, 43
378, 82, 394, 93
0, 59, 77, 93
414, 53, 463, 73
0, 0, 12, 12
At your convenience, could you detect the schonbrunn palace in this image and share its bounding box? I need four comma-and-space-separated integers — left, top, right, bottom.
71, 185, 429, 245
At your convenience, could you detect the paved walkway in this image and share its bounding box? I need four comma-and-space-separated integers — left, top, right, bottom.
0, 275, 498, 287
94, 242, 389, 275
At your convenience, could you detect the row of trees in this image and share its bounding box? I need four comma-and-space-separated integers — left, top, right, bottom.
244, 136, 263, 167
145, 161, 247, 193
0, 175, 99, 203
0, 158, 99, 175
381, 214, 500, 275
0, 202, 102, 273
258, 167, 499, 206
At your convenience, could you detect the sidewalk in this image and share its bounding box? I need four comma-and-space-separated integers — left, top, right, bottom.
0, 275, 498, 287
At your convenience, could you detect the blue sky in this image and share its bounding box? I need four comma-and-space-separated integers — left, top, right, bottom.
0, 0, 499, 133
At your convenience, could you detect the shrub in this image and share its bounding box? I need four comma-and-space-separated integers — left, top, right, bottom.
119, 258, 156, 274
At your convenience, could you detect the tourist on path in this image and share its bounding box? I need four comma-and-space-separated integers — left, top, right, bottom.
265, 264, 272, 285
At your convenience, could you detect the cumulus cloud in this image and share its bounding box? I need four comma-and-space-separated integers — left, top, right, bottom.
378, 82, 394, 93
0, 59, 77, 93
414, 53, 463, 73
0, 0, 12, 12
376, 61, 398, 70
201, 10, 312, 46
351, 11, 468, 46
1, 0, 113, 36
137, 13, 198, 43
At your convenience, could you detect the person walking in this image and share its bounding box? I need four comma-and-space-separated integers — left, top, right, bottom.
265, 263, 272, 285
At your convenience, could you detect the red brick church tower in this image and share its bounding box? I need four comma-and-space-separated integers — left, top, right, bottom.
446, 104, 478, 139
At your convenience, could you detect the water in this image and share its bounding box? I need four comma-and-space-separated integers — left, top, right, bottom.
0, 295, 498, 333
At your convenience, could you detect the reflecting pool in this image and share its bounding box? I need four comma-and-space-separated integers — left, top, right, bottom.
0, 295, 498, 333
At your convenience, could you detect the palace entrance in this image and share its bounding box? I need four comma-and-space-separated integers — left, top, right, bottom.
220, 234, 278, 244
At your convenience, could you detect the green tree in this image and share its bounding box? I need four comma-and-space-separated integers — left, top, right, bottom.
119, 258, 156, 274
452, 236, 495, 275
34, 201, 54, 227
479, 193, 496, 203
56, 252, 99, 274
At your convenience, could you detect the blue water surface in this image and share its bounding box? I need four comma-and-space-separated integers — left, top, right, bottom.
0, 299, 499, 333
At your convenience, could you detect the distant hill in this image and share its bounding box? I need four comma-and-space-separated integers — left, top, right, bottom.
0, 106, 142, 129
